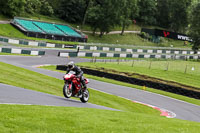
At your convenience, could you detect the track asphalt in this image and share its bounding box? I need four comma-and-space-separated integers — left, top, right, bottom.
0, 48, 200, 122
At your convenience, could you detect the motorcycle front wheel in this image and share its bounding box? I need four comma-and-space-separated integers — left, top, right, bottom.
80, 89, 89, 103
63, 83, 72, 98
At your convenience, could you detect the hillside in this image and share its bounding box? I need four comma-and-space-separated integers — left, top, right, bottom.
0, 15, 191, 48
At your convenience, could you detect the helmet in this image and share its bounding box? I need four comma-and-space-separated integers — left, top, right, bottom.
67, 61, 74, 69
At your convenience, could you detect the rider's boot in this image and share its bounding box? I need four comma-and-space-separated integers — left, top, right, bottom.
82, 81, 87, 92
78, 91, 82, 98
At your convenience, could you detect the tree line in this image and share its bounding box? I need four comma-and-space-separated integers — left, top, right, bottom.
0, 0, 200, 51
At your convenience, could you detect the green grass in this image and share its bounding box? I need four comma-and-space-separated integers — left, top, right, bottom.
87, 33, 190, 48
40, 65, 200, 106
0, 24, 26, 38
0, 104, 200, 133
78, 60, 200, 89
0, 62, 63, 95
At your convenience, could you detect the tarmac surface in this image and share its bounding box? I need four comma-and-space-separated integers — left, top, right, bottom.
0, 48, 200, 122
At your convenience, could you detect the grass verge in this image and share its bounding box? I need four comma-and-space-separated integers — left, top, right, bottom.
77, 61, 200, 89
0, 104, 199, 133
87, 33, 189, 48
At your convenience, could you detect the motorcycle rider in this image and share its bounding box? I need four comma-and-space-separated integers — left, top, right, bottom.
66, 61, 87, 92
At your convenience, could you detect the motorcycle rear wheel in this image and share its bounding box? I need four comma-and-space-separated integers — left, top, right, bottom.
63, 83, 72, 98
80, 89, 89, 103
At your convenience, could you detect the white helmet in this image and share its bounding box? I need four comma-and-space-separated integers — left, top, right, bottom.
67, 61, 74, 69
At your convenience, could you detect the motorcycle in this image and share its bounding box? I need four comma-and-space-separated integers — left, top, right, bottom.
63, 71, 90, 103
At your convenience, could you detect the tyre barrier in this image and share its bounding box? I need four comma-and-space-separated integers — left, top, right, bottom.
58, 52, 200, 60
57, 65, 200, 99
0, 47, 45, 55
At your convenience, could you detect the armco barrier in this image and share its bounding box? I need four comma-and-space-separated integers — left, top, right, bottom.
56, 65, 200, 99
58, 52, 200, 60
0, 36, 77, 49
76, 45, 200, 55
0, 47, 45, 55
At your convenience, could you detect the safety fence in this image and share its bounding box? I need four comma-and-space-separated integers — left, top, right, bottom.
76, 45, 200, 55
58, 51, 200, 60
56, 65, 200, 99
0, 47, 45, 55
0, 36, 76, 49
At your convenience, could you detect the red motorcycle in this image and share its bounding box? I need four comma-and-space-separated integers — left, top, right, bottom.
63, 72, 89, 103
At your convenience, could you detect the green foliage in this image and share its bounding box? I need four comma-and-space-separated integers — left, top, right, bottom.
140, 32, 151, 40
25, 0, 54, 16
40, 0, 54, 16
137, 0, 157, 25
157, 0, 192, 33
189, 2, 200, 52
169, 0, 192, 32
0, 0, 26, 17
25, 0, 41, 14
0, 0, 53, 17
57, 0, 87, 23
120, 0, 138, 35
46, 0, 60, 13
87, 0, 121, 36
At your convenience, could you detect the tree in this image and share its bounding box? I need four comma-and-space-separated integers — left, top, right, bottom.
46, 0, 60, 13
25, 0, 41, 14
188, 2, 200, 53
169, 0, 192, 33
81, 0, 93, 30
40, 0, 54, 16
0, 0, 26, 17
157, 0, 192, 33
156, 0, 171, 29
137, 0, 157, 25
87, 0, 121, 37
58, 0, 87, 23
120, 0, 138, 35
